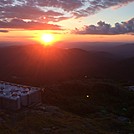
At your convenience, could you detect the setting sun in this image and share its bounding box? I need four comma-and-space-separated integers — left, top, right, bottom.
41, 34, 54, 44
34, 32, 62, 46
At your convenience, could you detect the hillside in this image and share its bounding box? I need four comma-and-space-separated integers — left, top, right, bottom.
56, 42, 134, 58
0, 44, 116, 86
0, 45, 134, 133
0, 79, 134, 134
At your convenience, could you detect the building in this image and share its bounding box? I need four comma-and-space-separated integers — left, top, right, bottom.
0, 81, 41, 111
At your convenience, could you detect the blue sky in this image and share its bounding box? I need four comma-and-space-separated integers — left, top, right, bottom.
57, 1, 134, 29
90, 1, 134, 26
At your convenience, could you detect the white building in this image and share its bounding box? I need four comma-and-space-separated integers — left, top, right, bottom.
0, 81, 41, 110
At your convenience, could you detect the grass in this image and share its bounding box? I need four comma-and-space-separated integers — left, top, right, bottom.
0, 79, 134, 133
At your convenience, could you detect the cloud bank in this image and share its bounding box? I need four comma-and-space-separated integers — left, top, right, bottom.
73, 18, 134, 35
0, 0, 134, 30
0, 30, 9, 33
0, 19, 61, 30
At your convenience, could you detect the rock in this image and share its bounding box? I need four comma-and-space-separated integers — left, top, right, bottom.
0, 117, 5, 123
117, 116, 129, 122
42, 127, 51, 133
45, 106, 60, 113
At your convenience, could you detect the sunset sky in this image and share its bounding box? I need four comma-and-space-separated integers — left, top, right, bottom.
0, 0, 134, 44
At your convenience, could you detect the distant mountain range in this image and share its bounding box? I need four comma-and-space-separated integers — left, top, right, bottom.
0, 43, 134, 86
108, 43, 134, 58
56, 42, 134, 58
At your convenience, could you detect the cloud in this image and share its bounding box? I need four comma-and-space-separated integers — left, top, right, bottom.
34, 0, 84, 12
73, 18, 134, 35
0, 5, 66, 21
0, 19, 61, 30
74, 0, 134, 18
0, 0, 134, 20
0, 5, 45, 20
0, 0, 134, 30
0, 30, 9, 33
0, 0, 13, 5
32, 0, 134, 18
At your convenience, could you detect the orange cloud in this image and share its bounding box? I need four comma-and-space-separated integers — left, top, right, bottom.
0, 19, 61, 30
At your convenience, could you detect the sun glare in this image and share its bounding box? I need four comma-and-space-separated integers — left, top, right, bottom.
34, 32, 62, 46
41, 34, 54, 45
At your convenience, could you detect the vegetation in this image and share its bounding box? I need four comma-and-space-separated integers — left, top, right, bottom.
0, 79, 134, 134
0, 45, 134, 133
42, 79, 134, 133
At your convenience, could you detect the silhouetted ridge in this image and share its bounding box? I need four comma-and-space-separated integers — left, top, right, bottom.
0, 44, 134, 86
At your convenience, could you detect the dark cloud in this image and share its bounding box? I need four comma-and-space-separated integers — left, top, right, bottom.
0, 1, 72, 29
73, 18, 134, 35
0, 0, 13, 5
0, 19, 61, 30
35, 0, 84, 12
0, 5, 65, 21
0, 29, 9, 33
23, 0, 134, 18
0, 5, 45, 20
44, 10, 63, 16
1, 0, 134, 20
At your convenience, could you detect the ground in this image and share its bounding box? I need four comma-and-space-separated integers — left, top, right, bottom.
0, 79, 134, 134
